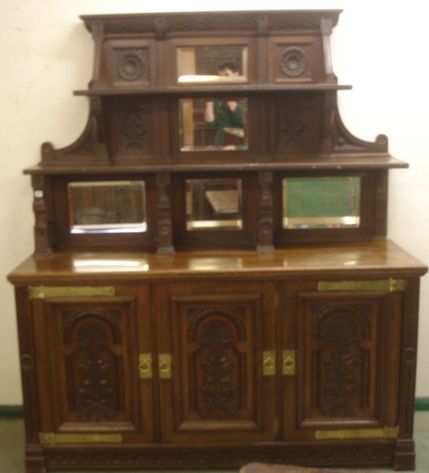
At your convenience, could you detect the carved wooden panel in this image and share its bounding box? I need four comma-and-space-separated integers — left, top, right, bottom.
63, 309, 124, 421
267, 38, 322, 83
156, 283, 276, 443
105, 40, 154, 87
32, 294, 146, 435
294, 290, 399, 432
272, 93, 322, 155
108, 97, 153, 160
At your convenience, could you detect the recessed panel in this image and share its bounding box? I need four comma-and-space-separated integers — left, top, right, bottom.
180, 98, 248, 151
186, 178, 242, 231
68, 181, 147, 234
177, 46, 248, 83
282, 177, 361, 229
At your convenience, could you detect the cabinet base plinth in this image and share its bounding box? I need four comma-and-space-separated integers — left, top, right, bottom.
39, 442, 398, 471
26, 445, 46, 473
394, 439, 416, 471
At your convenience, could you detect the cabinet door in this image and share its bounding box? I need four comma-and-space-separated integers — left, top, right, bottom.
281, 281, 402, 441
32, 284, 154, 443
155, 281, 276, 443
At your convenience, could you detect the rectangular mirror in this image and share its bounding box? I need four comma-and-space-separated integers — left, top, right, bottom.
180, 98, 248, 151
186, 178, 242, 231
282, 177, 361, 229
177, 46, 248, 83
68, 181, 147, 234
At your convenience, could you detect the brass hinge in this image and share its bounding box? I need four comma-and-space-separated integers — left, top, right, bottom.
158, 353, 172, 379
29, 286, 116, 299
317, 279, 406, 293
282, 350, 296, 376
262, 350, 276, 376
138, 353, 152, 379
315, 426, 399, 440
39, 432, 123, 445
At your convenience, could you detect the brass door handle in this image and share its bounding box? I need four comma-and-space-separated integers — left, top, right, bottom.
138, 354, 152, 379
262, 351, 275, 376
282, 350, 296, 376
158, 354, 172, 379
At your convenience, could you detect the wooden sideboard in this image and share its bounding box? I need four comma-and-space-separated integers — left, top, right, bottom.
8, 10, 427, 472
9, 241, 427, 471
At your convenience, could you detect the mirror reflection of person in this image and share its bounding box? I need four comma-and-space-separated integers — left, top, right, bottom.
204, 62, 244, 149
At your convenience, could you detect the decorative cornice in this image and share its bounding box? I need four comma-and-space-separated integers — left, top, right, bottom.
80, 10, 342, 37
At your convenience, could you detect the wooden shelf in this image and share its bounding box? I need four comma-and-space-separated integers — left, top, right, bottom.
25, 155, 408, 175
74, 83, 352, 97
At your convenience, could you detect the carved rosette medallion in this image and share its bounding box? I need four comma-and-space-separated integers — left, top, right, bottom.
280, 47, 307, 78
117, 53, 145, 81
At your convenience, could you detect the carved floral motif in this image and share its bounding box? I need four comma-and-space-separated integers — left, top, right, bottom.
312, 304, 372, 417
279, 103, 307, 150
64, 311, 123, 421
280, 47, 308, 78
116, 53, 145, 81
118, 102, 149, 152
187, 308, 247, 420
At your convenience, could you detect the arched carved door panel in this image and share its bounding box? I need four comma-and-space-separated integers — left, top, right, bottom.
281, 281, 402, 441
31, 285, 154, 441
155, 281, 276, 443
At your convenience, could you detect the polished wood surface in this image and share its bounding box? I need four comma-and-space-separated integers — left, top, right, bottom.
8, 240, 427, 284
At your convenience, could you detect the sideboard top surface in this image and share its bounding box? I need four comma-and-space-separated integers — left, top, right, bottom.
8, 239, 427, 285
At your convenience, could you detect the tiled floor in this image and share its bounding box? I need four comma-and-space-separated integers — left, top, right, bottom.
1, 412, 429, 473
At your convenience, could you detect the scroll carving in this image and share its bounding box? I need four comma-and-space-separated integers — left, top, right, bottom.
41, 98, 108, 165
333, 105, 389, 154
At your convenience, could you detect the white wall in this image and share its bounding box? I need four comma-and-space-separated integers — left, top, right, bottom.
0, 0, 428, 404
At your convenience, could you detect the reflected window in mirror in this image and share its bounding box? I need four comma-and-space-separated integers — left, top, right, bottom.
282, 177, 361, 229
186, 178, 242, 231
177, 46, 248, 83
68, 181, 147, 234
180, 98, 248, 152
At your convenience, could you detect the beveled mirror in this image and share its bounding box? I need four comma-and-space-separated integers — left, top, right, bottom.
68, 181, 147, 234
282, 177, 361, 229
177, 45, 248, 83
180, 98, 247, 151
186, 178, 242, 231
